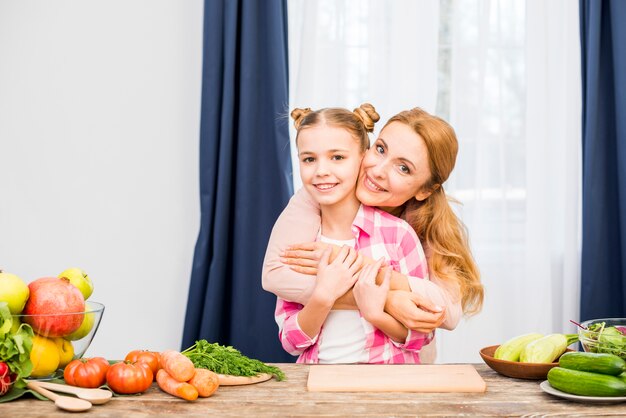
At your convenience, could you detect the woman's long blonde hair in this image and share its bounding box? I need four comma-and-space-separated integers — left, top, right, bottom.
387, 108, 484, 315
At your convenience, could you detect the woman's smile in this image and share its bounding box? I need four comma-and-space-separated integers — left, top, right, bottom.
362, 174, 387, 192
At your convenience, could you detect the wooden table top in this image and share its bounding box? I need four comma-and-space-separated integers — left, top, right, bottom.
3, 364, 626, 417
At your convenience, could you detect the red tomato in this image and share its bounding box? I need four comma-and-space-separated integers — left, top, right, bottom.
106, 361, 153, 394
1, 361, 13, 396
125, 350, 161, 380
63, 357, 110, 388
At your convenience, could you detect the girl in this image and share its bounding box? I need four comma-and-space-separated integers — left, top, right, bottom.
275, 104, 432, 364
266, 107, 484, 363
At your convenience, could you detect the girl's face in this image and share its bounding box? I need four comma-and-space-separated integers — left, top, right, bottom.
297, 124, 363, 208
356, 121, 433, 212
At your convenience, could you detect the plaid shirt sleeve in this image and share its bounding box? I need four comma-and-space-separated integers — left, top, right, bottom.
390, 221, 433, 352
274, 298, 319, 356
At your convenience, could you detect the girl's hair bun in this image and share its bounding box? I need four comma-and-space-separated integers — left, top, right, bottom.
353, 103, 380, 133
290, 107, 313, 129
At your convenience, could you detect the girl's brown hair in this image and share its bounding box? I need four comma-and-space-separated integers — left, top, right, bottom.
291, 103, 380, 152
387, 108, 484, 316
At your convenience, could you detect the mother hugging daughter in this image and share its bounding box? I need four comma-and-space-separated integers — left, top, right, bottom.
263, 104, 484, 364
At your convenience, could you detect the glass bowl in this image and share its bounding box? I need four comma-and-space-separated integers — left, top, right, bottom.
12, 301, 105, 379
579, 318, 626, 360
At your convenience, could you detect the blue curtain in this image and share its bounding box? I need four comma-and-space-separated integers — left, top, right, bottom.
182, 0, 295, 362
580, 0, 626, 320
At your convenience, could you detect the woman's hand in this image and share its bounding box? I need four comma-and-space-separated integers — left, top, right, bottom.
353, 259, 390, 323
384, 290, 446, 333
280, 242, 331, 275
311, 245, 361, 305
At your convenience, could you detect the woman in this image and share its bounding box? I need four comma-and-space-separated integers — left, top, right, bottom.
263, 107, 484, 362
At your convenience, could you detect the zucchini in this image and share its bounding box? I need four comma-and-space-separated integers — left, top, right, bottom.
559, 352, 625, 376
547, 367, 626, 397
494, 333, 543, 361
520, 334, 577, 363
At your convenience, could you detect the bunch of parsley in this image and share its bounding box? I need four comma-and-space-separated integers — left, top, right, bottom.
0, 302, 34, 390
181, 340, 285, 381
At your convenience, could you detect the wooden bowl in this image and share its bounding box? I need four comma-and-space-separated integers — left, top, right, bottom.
479, 345, 572, 380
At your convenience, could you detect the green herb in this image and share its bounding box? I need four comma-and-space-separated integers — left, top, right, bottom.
181, 340, 285, 381
0, 302, 34, 390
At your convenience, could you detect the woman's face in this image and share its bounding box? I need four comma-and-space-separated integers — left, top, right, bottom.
356, 121, 433, 212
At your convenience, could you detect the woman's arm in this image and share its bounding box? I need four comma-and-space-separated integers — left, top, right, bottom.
281, 244, 460, 331
262, 188, 321, 304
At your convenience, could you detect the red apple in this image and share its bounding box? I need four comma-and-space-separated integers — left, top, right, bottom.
23, 277, 85, 337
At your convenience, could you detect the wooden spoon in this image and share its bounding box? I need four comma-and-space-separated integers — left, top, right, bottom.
26, 381, 92, 412
34, 381, 112, 405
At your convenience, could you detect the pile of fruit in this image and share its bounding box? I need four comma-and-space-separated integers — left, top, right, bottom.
494, 333, 579, 363
548, 352, 626, 397
0, 267, 96, 393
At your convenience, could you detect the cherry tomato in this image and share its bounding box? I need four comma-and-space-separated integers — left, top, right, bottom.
63, 357, 110, 388
106, 361, 153, 394
125, 350, 161, 380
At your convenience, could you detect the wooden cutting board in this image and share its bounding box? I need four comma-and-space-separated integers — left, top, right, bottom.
307, 364, 487, 392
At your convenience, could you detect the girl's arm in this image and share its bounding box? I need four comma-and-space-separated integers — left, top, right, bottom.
275, 299, 318, 356
353, 263, 408, 342
262, 188, 321, 304
353, 262, 434, 352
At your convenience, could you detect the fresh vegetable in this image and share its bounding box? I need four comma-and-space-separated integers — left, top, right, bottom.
125, 350, 161, 380
580, 322, 626, 360
547, 367, 626, 397
188, 368, 219, 397
494, 333, 543, 361
106, 361, 153, 394
160, 350, 195, 382
156, 369, 198, 401
0, 302, 33, 389
559, 352, 625, 376
1, 361, 12, 396
63, 357, 110, 388
182, 340, 285, 381
520, 334, 578, 363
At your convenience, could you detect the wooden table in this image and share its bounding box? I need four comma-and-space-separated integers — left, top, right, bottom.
3, 364, 626, 417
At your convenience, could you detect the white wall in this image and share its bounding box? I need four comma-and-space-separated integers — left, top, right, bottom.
0, 1, 203, 359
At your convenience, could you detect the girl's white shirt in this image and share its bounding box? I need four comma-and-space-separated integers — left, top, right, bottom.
315, 235, 369, 364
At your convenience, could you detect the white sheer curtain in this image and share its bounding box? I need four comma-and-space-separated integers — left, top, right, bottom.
287, 0, 440, 190
437, 0, 582, 363
287, 0, 581, 363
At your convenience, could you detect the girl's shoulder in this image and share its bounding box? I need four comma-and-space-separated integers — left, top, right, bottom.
362, 205, 415, 232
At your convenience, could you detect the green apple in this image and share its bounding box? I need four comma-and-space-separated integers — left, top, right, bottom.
66, 303, 95, 341
0, 270, 30, 314
59, 267, 93, 300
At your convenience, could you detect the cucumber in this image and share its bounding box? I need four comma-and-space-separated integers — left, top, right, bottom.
547, 367, 626, 397
559, 352, 625, 376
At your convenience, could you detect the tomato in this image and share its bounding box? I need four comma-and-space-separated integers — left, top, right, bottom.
125, 350, 161, 380
63, 357, 110, 388
106, 361, 153, 394
1, 361, 13, 396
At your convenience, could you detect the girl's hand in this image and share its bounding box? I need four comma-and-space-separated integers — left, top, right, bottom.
353, 259, 390, 323
311, 245, 361, 306
384, 290, 446, 333
280, 242, 331, 276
